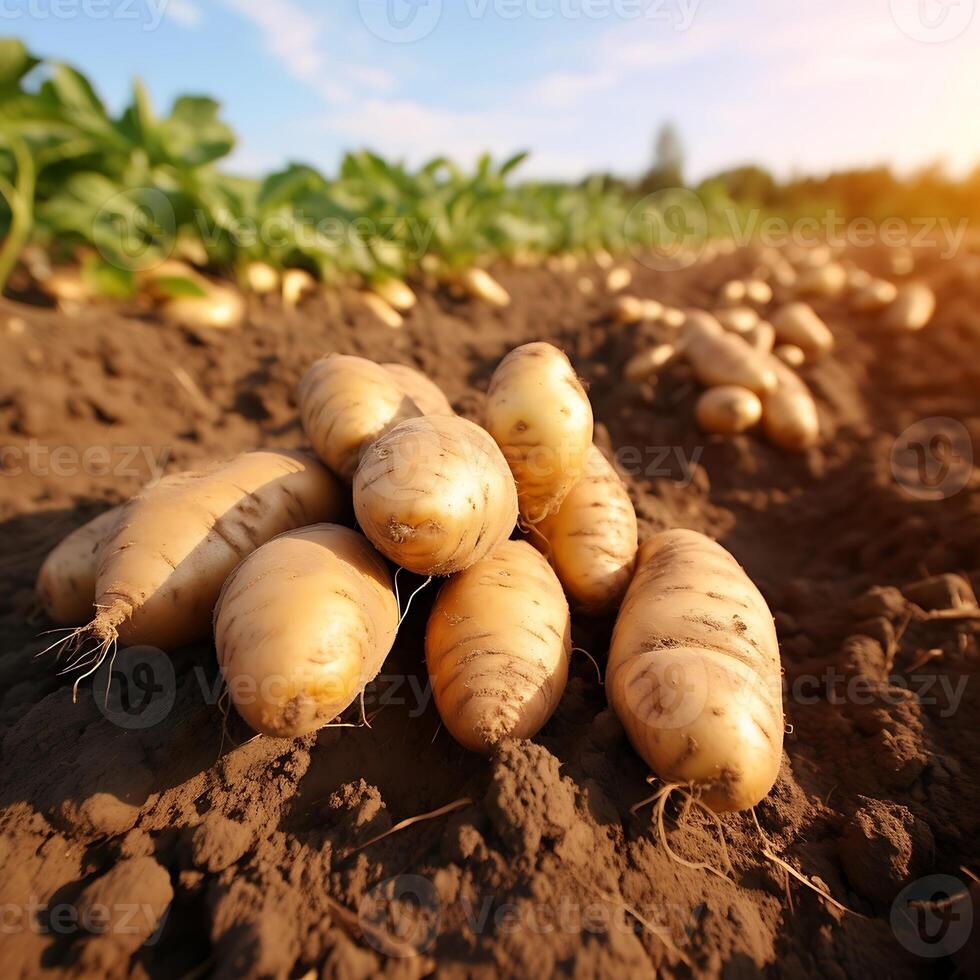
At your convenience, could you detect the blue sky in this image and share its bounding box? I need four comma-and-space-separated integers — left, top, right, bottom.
9, 0, 980, 181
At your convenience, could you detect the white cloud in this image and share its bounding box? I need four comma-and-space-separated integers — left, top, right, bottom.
164, 0, 202, 27
217, 0, 396, 101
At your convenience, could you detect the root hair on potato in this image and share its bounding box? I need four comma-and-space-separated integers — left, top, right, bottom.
633, 779, 734, 883
393, 566, 434, 628
571, 646, 603, 685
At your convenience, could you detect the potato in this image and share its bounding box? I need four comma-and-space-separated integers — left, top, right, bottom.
81, 451, 344, 653
535, 445, 638, 613
606, 266, 632, 292
714, 306, 759, 334
486, 342, 593, 523
425, 540, 570, 752
685, 329, 777, 395
774, 344, 805, 368
459, 268, 510, 308
161, 282, 246, 330
353, 414, 518, 576
382, 363, 454, 416
770, 302, 834, 356
695, 385, 763, 435
882, 282, 935, 331
745, 320, 776, 355
282, 268, 316, 308
606, 529, 784, 812
372, 278, 417, 312
624, 343, 677, 382
743, 278, 773, 305
215, 525, 397, 737
358, 291, 403, 329
36, 506, 122, 625
795, 261, 847, 297
761, 357, 819, 451
245, 262, 279, 295
851, 278, 897, 313
613, 295, 645, 325
719, 280, 746, 304
299, 354, 422, 480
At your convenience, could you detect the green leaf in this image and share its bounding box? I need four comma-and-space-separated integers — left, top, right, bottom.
151, 275, 208, 298
0, 38, 40, 88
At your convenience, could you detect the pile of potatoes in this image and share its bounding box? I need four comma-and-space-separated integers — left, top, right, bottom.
38, 343, 787, 813
618, 246, 937, 451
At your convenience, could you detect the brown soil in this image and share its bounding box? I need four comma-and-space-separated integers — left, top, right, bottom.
1, 247, 979, 979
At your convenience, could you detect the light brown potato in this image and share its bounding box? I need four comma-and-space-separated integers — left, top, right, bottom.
245, 262, 279, 295
299, 354, 422, 480
774, 344, 805, 368
36, 506, 122, 625
613, 295, 645, 325
372, 278, 417, 312
851, 278, 897, 313
215, 525, 397, 737
743, 278, 773, 305
623, 343, 677, 382
795, 261, 847, 297
606, 529, 784, 812
535, 446, 638, 613
761, 357, 820, 451
714, 306, 759, 334
83, 451, 344, 652
161, 282, 246, 330
606, 266, 632, 292
426, 540, 570, 752
695, 385, 763, 435
745, 320, 776, 355
353, 414, 518, 576
282, 268, 316, 308
661, 307, 686, 328
486, 342, 593, 523
459, 268, 511, 308
685, 330, 777, 395
382, 363, 454, 416
882, 282, 936, 331
358, 291, 403, 328
719, 280, 746, 304
770, 302, 834, 355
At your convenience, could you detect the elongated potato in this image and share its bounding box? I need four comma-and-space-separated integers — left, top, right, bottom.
761, 357, 819, 451
486, 342, 593, 523
358, 291, 403, 329
624, 344, 677, 382
83, 450, 344, 652
382, 363, 454, 416
354, 414, 517, 576
882, 282, 936, 331
426, 540, 570, 752
714, 306, 759, 334
685, 330, 777, 395
459, 268, 510, 308
372, 278, 416, 312
743, 278, 773, 305
695, 385, 762, 435
36, 506, 122, 625
774, 344, 805, 368
535, 445, 638, 613
851, 278, 897, 313
770, 302, 834, 356
161, 282, 246, 330
606, 529, 783, 812
795, 261, 847, 298
745, 320, 776, 355
299, 354, 422, 479
215, 525, 397, 737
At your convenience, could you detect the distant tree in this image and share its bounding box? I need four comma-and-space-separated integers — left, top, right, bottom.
638, 122, 685, 193
701, 165, 776, 205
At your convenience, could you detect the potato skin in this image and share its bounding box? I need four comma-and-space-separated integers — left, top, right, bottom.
882, 282, 936, 331
382, 363, 454, 416
606, 529, 784, 812
36, 506, 122, 625
695, 386, 762, 435
685, 330, 777, 395
770, 302, 834, 356
353, 415, 518, 576
485, 342, 593, 523
299, 354, 421, 479
535, 446, 638, 613
96, 450, 344, 650
761, 357, 820, 451
426, 540, 570, 752
215, 525, 397, 737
